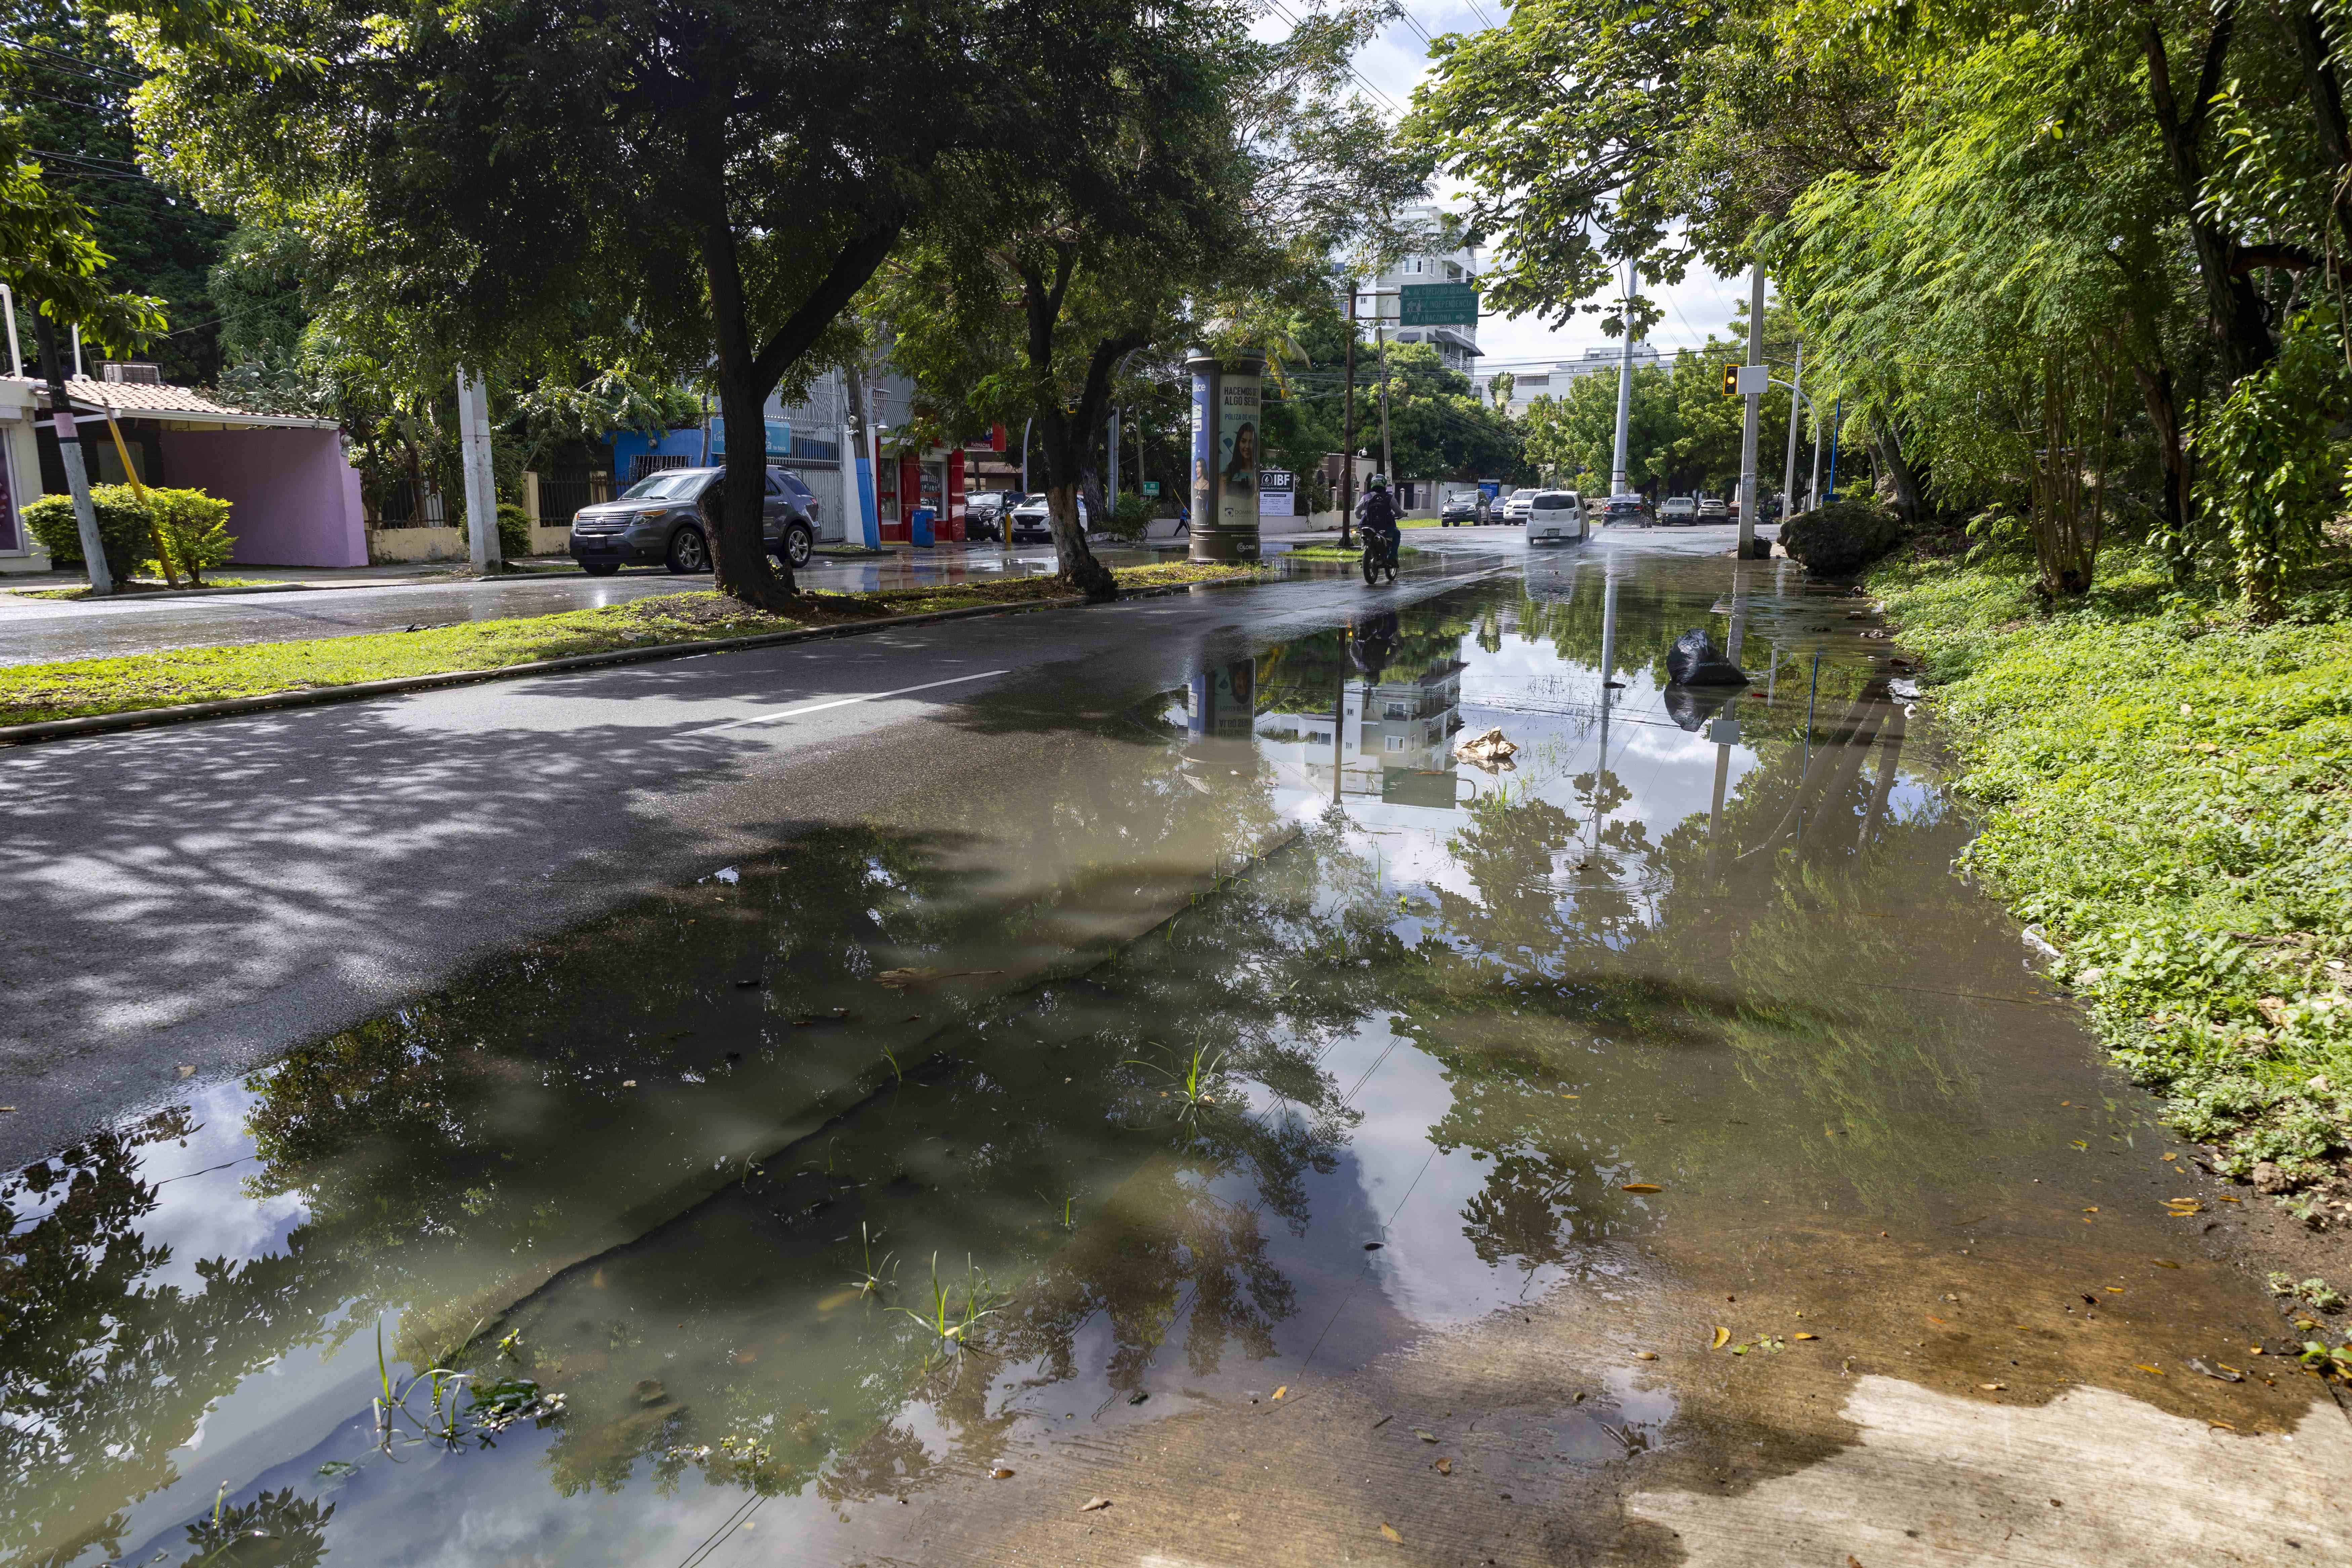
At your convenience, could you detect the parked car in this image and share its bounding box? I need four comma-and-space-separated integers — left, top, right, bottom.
1528, 491, 1587, 545
1440, 494, 1484, 526
965, 490, 1025, 541
1006, 493, 1089, 543
1660, 495, 1698, 525
1501, 487, 1539, 524
569, 465, 817, 576
1598, 496, 1653, 528
1696, 495, 1729, 521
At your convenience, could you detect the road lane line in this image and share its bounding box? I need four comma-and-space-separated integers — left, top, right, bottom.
695, 668, 1010, 735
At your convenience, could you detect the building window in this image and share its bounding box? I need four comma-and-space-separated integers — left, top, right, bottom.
1385, 735, 1405, 752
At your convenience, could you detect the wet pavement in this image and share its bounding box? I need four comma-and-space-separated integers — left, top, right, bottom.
0, 542, 1181, 666
7, 533, 2348, 1568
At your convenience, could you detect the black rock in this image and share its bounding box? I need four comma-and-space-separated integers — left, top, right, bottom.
1666, 629, 1749, 688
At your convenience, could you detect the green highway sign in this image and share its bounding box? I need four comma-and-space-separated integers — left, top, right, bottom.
1399, 282, 1479, 326
1142, 480, 1161, 496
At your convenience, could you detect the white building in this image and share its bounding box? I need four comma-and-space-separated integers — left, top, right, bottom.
1361, 206, 1482, 373
1478, 342, 1664, 417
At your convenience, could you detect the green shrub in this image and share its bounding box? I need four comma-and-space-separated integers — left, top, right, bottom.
1105, 492, 1153, 542
145, 488, 236, 584
22, 484, 155, 582
496, 501, 533, 558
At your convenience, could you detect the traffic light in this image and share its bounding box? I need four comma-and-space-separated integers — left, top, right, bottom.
1720, 362, 1738, 395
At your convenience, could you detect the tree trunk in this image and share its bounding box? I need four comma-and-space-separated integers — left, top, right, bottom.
1018, 259, 1135, 602
2287, 1, 2352, 259
1871, 418, 1927, 524
2129, 358, 2197, 583
2142, 8, 2277, 380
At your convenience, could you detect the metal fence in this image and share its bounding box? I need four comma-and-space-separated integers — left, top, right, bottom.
374, 480, 448, 528
537, 465, 614, 525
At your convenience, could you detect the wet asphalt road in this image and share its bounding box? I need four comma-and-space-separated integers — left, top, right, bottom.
0, 536, 1547, 1160
0, 541, 1106, 666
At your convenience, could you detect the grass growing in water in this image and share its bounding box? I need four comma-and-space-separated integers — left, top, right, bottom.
1870, 542, 2352, 1212
0, 563, 1272, 726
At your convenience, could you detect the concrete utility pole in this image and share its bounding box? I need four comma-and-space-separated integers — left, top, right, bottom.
1735, 265, 1766, 558
1376, 313, 1394, 490
457, 366, 501, 574
1107, 405, 1120, 504
31, 315, 111, 594
1610, 257, 1635, 497
1340, 282, 1358, 546
1780, 342, 1805, 524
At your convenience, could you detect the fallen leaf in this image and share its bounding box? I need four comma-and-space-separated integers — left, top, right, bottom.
176, 1065, 196, 1079
1794, 1332, 1818, 1341
1710, 1327, 1730, 1350
621, 1079, 638, 1088
1926, 1315, 1949, 1326
2152, 1259, 2182, 1269
2106, 1286, 2124, 1293
1621, 1182, 1662, 1193
2133, 1363, 2166, 1376
1635, 1351, 1659, 1360
0, 1106, 14, 1113
1435, 1458, 1453, 1475
1559, 1093, 1580, 1099
992, 1467, 1015, 1479
1079, 1496, 1111, 1513
1979, 1382, 2007, 1391
1414, 1428, 1437, 1443
2209, 1420, 2237, 1431
1271, 1385, 1288, 1400
2189, 1359, 2243, 1383
2083, 1206, 2099, 1213
2162, 1152, 2178, 1161
2216, 1195, 2241, 1203
1380, 1524, 1403, 1543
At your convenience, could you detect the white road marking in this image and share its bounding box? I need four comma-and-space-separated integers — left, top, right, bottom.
695, 668, 1010, 735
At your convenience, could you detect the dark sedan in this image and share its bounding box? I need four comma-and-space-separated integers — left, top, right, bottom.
1439, 495, 1484, 526
569, 467, 818, 576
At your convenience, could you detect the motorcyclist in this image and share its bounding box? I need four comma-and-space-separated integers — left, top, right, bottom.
1354, 473, 1401, 568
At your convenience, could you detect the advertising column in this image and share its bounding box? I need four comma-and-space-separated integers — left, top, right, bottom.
1185, 348, 1264, 563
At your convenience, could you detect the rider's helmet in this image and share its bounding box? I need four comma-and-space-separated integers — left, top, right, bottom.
1367, 473, 1388, 490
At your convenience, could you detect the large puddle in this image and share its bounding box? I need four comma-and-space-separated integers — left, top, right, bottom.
5, 547, 2326, 1566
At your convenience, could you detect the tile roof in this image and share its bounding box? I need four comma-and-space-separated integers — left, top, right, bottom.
4, 375, 335, 427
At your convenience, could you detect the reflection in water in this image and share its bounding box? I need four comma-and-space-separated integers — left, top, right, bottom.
5, 551, 2118, 1567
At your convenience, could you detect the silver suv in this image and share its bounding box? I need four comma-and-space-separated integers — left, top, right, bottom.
569, 466, 818, 576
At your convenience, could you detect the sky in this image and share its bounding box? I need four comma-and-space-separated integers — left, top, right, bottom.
1330, 0, 1752, 372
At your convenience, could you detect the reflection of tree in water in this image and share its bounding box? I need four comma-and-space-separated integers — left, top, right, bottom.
171, 1487, 334, 1568
0, 1110, 343, 1568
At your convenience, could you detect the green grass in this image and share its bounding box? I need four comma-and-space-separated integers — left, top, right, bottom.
1870, 542, 2352, 1210
8, 576, 285, 599
0, 561, 1270, 727
1285, 544, 1429, 562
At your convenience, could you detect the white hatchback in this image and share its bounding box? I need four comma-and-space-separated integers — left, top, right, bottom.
1528, 491, 1587, 545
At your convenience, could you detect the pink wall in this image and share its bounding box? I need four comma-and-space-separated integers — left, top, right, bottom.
158, 425, 369, 568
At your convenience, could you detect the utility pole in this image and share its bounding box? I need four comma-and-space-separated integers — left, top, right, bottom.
457, 366, 501, 574
31, 315, 111, 593
1808, 394, 1823, 513
1736, 265, 1766, 559
1780, 342, 1804, 527
1610, 257, 1635, 497
1107, 405, 1120, 505
1340, 281, 1358, 547
1376, 311, 1394, 493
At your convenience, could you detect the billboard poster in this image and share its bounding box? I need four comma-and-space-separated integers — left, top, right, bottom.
1190, 372, 1214, 527
1215, 373, 1261, 532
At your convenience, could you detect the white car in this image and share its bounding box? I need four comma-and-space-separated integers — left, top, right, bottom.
1660, 495, 1698, 525
1501, 487, 1539, 524
1528, 491, 1586, 545
1696, 496, 1730, 522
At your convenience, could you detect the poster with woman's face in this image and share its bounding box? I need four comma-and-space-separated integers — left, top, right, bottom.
1191, 374, 1215, 521
1216, 374, 1261, 529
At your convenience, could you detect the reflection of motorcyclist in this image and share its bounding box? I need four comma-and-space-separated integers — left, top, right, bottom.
1347, 610, 1400, 683
1354, 474, 1401, 566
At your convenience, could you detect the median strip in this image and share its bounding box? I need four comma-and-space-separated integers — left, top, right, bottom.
0, 562, 1271, 744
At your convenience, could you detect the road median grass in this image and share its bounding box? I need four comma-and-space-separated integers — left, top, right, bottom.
1870, 542, 2352, 1217
0, 561, 1268, 728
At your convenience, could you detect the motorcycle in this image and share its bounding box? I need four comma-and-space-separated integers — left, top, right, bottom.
1359, 528, 1399, 585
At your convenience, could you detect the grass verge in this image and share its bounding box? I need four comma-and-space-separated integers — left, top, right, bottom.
1869, 542, 2352, 1219
9, 576, 285, 599
1285, 545, 1429, 563
0, 561, 1270, 727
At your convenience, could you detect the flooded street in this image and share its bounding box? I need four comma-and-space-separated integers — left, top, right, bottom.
10, 537, 2348, 1567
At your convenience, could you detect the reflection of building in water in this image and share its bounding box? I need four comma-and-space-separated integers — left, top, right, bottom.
1256, 658, 1467, 806
1184, 660, 1258, 743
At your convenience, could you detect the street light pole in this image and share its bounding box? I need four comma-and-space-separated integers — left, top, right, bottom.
1735, 264, 1765, 559
1610, 257, 1635, 497
1780, 342, 1804, 524
1340, 282, 1358, 547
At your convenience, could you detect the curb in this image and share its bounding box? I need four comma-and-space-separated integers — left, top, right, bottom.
0, 574, 1268, 749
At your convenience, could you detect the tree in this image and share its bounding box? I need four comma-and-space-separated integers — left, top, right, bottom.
133, 0, 1145, 610
1520, 367, 1679, 493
